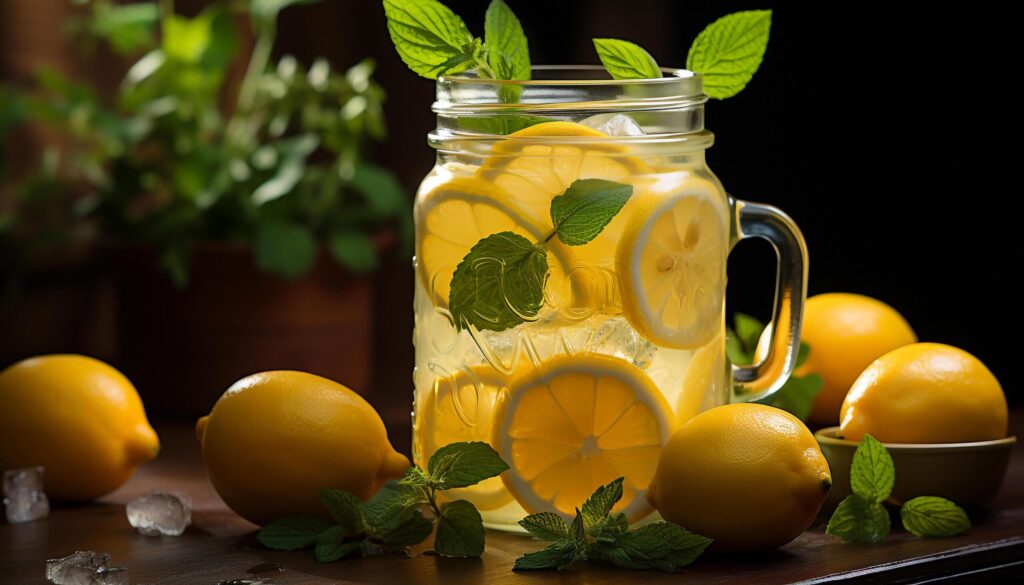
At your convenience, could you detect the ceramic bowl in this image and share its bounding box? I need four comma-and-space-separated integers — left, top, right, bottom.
815, 427, 1016, 513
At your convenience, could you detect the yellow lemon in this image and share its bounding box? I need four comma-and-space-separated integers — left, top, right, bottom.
797, 293, 917, 425
648, 403, 831, 551
414, 364, 516, 511
0, 354, 159, 500
196, 371, 408, 526
493, 353, 674, 523
840, 343, 1007, 443
616, 176, 727, 349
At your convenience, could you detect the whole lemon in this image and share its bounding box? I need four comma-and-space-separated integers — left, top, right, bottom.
798, 293, 917, 425
0, 355, 160, 500
648, 403, 831, 551
840, 343, 1007, 443
196, 371, 409, 526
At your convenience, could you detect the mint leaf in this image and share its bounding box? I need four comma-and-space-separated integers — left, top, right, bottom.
458, 114, 556, 135
549, 179, 633, 246
725, 327, 751, 364
448, 232, 548, 332
851, 434, 895, 504
636, 523, 712, 571
771, 373, 823, 421
318, 488, 366, 534
427, 441, 509, 489
328, 229, 378, 274
363, 479, 427, 529
590, 523, 711, 572
314, 526, 363, 562
351, 161, 406, 216
379, 508, 434, 546
257, 515, 332, 550
593, 38, 661, 80
519, 512, 570, 541
581, 478, 623, 530
826, 494, 891, 543
569, 508, 585, 542
383, 0, 475, 79
513, 542, 578, 571
686, 10, 772, 99
434, 499, 485, 557
901, 497, 970, 538
485, 0, 530, 80
254, 220, 316, 279
733, 312, 765, 353
796, 341, 812, 368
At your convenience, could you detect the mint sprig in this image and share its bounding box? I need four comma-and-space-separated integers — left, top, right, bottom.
593, 39, 661, 80
449, 179, 633, 332
257, 441, 509, 559
514, 478, 712, 572
826, 435, 972, 543
686, 10, 772, 99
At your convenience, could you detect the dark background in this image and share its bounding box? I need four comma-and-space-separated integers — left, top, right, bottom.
1, 1, 1018, 409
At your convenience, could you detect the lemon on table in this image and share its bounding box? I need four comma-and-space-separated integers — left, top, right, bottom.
840, 343, 1007, 443
492, 353, 675, 522
797, 293, 917, 425
648, 403, 831, 551
0, 354, 159, 501
196, 371, 408, 526
615, 177, 727, 349
415, 364, 515, 511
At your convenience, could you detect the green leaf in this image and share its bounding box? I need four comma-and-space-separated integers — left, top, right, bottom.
427, 441, 510, 489
569, 509, 585, 542
733, 313, 765, 353
457, 114, 556, 135
686, 10, 772, 99
250, 0, 320, 23
550, 179, 633, 246
581, 477, 624, 530
383, 0, 475, 79
252, 134, 319, 206
314, 526, 363, 562
593, 39, 661, 80
257, 515, 332, 550
434, 499, 485, 557
519, 512, 570, 542
591, 523, 711, 572
634, 523, 712, 570
901, 497, 970, 538
770, 374, 823, 421
448, 232, 548, 332
350, 162, 406, 215
725, 327, 751, 364
485, 0, 530, 80
513, 542, 578, 571
329, 230, 378, 274
362, 479, 427, 529
378, 508, 434, 546
850, 434, 895, 504
254, 221, 317, 279
826, 494, 891, 543
91, 2, 159, 54
318, 488, 366, 534
796, 341, 812, 369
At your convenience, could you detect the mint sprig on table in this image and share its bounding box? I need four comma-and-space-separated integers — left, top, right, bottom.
258, 441, 508, 559
448, 179, 632, 332
826, 434, 971, 543
515, 478, 713, 572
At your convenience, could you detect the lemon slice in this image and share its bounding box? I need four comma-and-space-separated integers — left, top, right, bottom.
676, 332, 726, 424
616, 178, 727, 349
415, 364, 515, 511
478, 122, 653, 316
492, 353, 675, 522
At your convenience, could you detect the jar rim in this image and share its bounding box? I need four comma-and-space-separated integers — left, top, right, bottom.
439, 65, 700, 88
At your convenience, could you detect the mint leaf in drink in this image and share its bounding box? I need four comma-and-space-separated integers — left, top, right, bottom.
448, 231, 548, 332
383, 0, 475, 79
434, 499, 486, 557
850, 434, 895, 503
427, 441, 510, 488
257, 515, 332, 550
549, 179, 633, 246
519, 511, 570, 541
900, 496, 971, 538
457, 113, 557, 135
513, 542, 578, 571
581, 477, 623, 529
771, 373, 823, 421
593, 38, 661, 80
318, 488, 367, 534
485, 0, 530, 80
686, 10, 772, 99
314, 526, 363, 562
826, 494, 891, 543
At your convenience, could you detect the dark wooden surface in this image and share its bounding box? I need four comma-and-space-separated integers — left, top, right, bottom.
2, 415, 1023, 585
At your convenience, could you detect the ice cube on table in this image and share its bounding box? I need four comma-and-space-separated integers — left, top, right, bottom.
126, 490, 191, 536
3, 466, 50, 523
45, 551, 128, 585
579, 113, 644, 136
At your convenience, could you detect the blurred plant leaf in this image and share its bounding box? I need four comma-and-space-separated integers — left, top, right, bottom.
250, 0, 321, 24
252, 134, 319, 206
90, 1, 159, 54
329, 229, 378, 274
255, 220, 316, 279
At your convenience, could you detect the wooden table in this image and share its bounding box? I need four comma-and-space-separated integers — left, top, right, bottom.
3, 415, 1023, 584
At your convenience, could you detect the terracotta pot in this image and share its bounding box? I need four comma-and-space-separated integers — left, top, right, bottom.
103, 239, 385, 420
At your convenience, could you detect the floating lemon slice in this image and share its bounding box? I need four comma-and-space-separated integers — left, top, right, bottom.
492, 353, 675, 522
616, 178, 727, 349
415, 364, 517, 511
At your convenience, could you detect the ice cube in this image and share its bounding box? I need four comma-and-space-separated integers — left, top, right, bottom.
579, 113, 644, 136
3, 466, 49, 523
45, 551, 128, 585
591, 316, 656, 367
125, 490, 191, 536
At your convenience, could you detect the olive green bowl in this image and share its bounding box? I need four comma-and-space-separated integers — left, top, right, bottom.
815, 427, 1017, 514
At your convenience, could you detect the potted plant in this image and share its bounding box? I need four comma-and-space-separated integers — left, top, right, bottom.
0, 0, 408, 418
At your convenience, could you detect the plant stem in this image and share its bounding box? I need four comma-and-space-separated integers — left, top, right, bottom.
226, 19, 276, 150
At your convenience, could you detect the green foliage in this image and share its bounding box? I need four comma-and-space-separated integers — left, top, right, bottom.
900, 497, 970, 538
1, 0, 404, 284
593, 39, 661, 79
687, 10, 773, 99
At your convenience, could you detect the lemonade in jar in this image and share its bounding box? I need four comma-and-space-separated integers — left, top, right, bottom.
410, 66, 806, 530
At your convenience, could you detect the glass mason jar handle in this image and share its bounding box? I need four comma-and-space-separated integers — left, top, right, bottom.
729, 198, 809, 404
